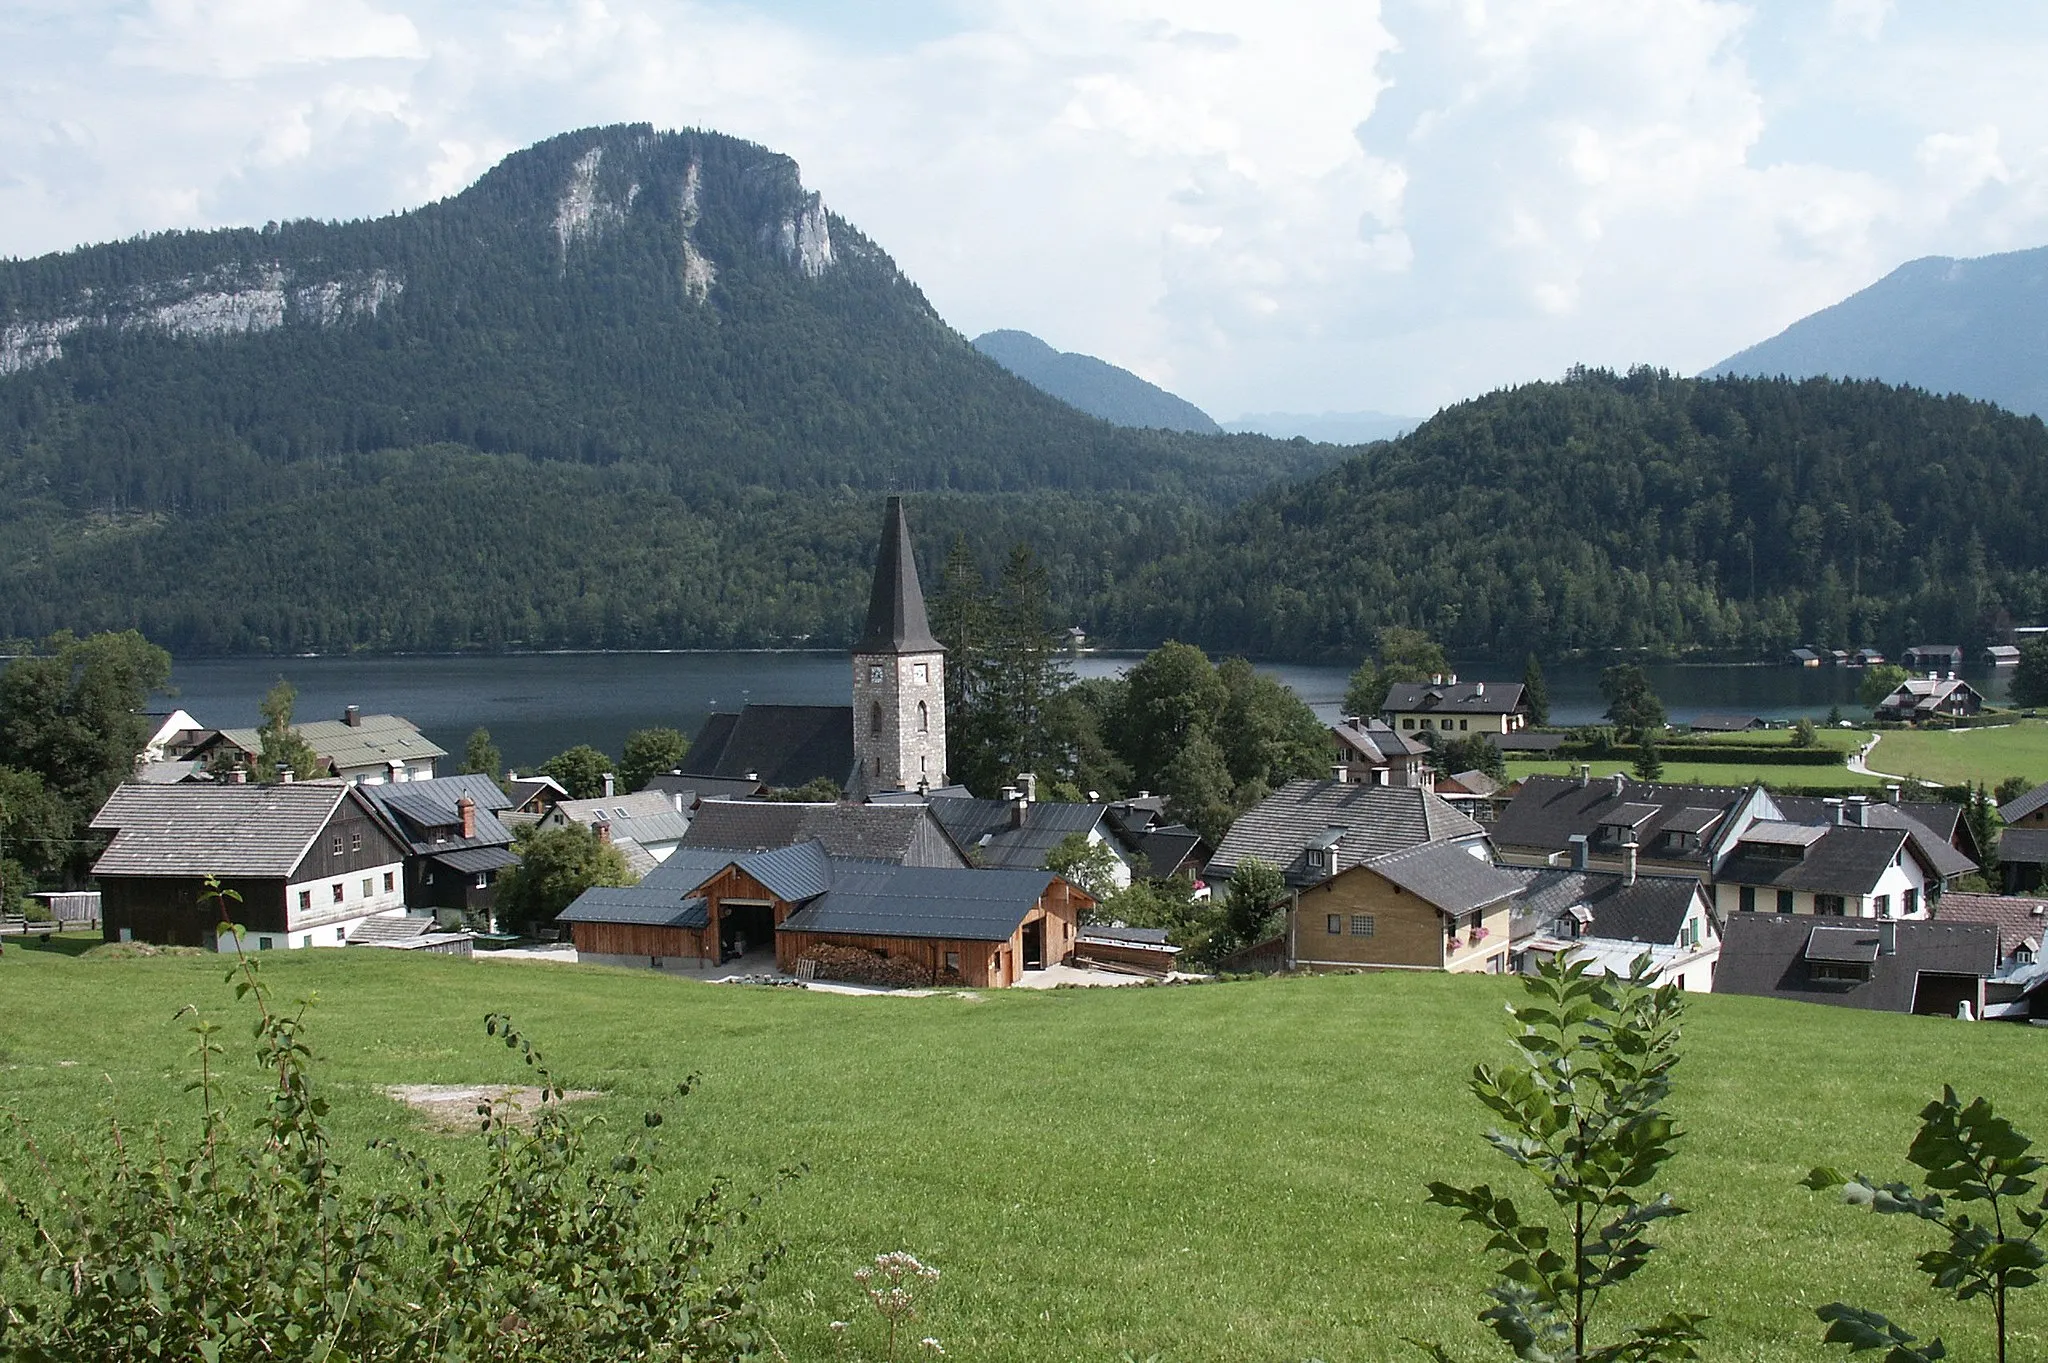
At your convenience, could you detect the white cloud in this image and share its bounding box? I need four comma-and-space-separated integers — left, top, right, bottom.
5, 0, 2048, 417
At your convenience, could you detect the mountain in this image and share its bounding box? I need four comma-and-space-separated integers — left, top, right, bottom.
1222, 411, 1420, 444
1102, 369, 2048, 661
0, 125, 1341, 654
1705, 245, 2048, 419
970, 329, 1219, 433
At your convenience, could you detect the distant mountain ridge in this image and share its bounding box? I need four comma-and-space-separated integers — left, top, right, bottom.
1706, 244, 2048, 419
970, 329, 1219, 433
1222, 411, 1420, 444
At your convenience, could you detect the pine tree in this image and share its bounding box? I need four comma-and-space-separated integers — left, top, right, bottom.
1523, 653, 1551, 727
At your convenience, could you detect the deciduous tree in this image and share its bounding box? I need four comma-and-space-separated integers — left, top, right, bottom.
537, 744, 616, 800
1859, 663, 1910, 711
461, 726, 503, 778
495, 823, 634, 932
253, 679, 327, 784
619, 727, 689, 793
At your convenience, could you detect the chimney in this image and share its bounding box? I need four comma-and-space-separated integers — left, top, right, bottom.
1622, 832, 1639, 886
230, 767, 248, 784
1827, 797, 1845, 826
1447, 672, 1457, 685
1431, 673, 1442, 685
1474, 681, 1484, 697
1138, 789, 1151, 800
1845, 798, 1866, 827
1886, 783, 1901, 804
1019, 772, 1037, 803
1001, 785, 1019, 802
1332, 763, 1350, 784
594, 820, 611, 844
279, 769, 293, 784
602, 772, 615, 799
1569, 833, 1589, 871
1576, 764, 1590, 788
1010, 792, 1028, 829
1878, 917, 1897, 956
458, 795, 476, 839
1611, 772, 1625, 797
344, 705, 361, 728
672, 792, 685, 812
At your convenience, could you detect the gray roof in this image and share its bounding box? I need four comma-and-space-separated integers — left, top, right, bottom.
855, 496, 942, 655
557, 886, 710, 929
1506, 868, 1704, 946
505, 775, 567, 810
551, 791, 692, 848
1997, 827, 2048, 866
220, 714, 446, 774
347, 913, 441, 944
1078, 924, 1173, 947
1381, 680, 1527, 715
928, 798, 1114, 872
780, 864, 1059, 942
1688, 713, 1764, 731
640, 840, 836, 903
644, 773, 767, 802
681, 800, 965, 866
1492, 775, 1751, 866
680, 704, 855, 789
1715, 915, 1997, 1012
91, 780, 360, 878
1934, 891, 2048, 960
1331, 719, 1431, 764
1765, 797, 1979, 880
1365, 842, 1523, 917
429, 844, 520, 875
1207, 779, 1484, 887
1999, 780, 2048, 825
358, 774, 517, 856
1716, 824, 1921, 896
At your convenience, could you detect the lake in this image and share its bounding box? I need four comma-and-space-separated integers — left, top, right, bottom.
156, 652, 2019, 772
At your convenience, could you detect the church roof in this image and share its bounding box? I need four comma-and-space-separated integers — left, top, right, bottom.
855, 495, 941, 655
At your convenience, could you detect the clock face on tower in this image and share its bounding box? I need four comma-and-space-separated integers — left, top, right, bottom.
869, 664, 885, 683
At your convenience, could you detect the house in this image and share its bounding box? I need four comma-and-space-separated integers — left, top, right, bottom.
1788, 648, 1823, 668
1997, 777, 2048, 831
539, 786, 692, 871
1381, 677, 1531, 737
1987, 644, 2022, 667
679, 704, 856, 792
1852, 648, 1887, 667
1207, 778, 1489, 891
558, 840, 1089, 986
503, 772, 568, 817
1770, 795, 1980, 891
1687, 713, 1764, 733
642, 772, 767, 804
1903, 644, 1964, 674
1873, 676, 1983, 722
1714, 915, 1996, 1016
199, 706, 447, 784
679, 799, 968, 867
139, 709, 206, 763
90, 779, 409, 950
1100, 797, 1212, 882
1505, 865, 1720, 991
928, 784, 1137, 886
1828, 649, 1852, 666
356, 774, 520, 925
346, 914, 475, 955
1931, 891, 2046, 977
1996, 829, 2048, 894
1328, 718, 1435, 787
1491, 772, 1764, 887
1433, 770, 1504, 825
1284, 839, 1523, 975
1713, 819, 1941, 920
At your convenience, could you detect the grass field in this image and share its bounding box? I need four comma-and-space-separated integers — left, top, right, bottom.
1867, 719, 2048, 790
3, 941, 2045, 1361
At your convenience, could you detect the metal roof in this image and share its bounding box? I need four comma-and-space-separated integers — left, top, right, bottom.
429, 845, 520, 875
1718, 825, 1920, 896
1505, 867, 1704, 946
638, 840, 836, 903
682, 800, 965, 866
679, 704, 855, 789
927, 798, 1115, 872
219, 715, 448, 773
1999, 781, 2048, 825
1364, 841, 1523, 917
854, 496, 942, 654
557, 888, 710, 929
780, 864, 1060, 942
358, 775, 518, 856
91, 780, 361, 878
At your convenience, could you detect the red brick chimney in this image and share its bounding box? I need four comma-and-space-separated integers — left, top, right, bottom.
457, 795, 476, 839
594, 820, 611, 844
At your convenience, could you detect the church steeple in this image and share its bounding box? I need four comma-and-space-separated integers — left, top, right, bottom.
850, 496, 947, 796
856, 495, 941, 654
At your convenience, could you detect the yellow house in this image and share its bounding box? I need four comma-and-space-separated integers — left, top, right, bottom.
1287, 839, 1522, 974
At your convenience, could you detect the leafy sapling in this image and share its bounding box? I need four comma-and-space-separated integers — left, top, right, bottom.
1804, 1086, 2046, 1363
1414, 954, 1705, 1363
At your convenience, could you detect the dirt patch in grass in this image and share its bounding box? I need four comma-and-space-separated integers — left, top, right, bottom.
383, 1083, 603, 1133
79, 941, 208, 960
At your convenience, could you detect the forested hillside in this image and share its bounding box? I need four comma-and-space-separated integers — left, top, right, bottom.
971, 329, 1220, 433
0, 125, 1330, 652
1104, 368, 2048, 660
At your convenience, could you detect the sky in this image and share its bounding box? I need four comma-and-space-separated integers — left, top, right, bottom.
5, 0, 2048, 420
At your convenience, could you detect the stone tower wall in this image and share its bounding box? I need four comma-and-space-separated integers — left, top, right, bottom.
852, 650, 947, 792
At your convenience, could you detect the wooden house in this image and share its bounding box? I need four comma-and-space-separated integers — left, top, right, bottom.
357, 774, 520, 924
91, 780, 409, 950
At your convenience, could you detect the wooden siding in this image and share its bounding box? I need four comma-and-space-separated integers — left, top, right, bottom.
569, 920, 710, 962
102, 875, 286, 946
778, 882, 1083, 988
288, 794, 411, 884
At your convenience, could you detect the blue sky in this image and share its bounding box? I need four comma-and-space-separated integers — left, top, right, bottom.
4, 1, 2047, 419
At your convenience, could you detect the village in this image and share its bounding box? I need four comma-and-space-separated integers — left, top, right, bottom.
43, 497, 2047, 1027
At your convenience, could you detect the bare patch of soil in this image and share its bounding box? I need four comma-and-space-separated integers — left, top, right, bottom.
383, 1083, 603, 1133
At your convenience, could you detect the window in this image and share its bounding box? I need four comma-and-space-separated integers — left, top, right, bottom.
1776, 890, 1794, 914
914, 662, 929, 685
257, 937, 274, 951
332, 884, 345, 904
944, 950, 960, 971
331, 834, 344, 856
423, 870, 434, 885
917, 701, 929, 733
1459, 719, 1469, 731
1420, 717, 1433, 729
1739, 886, 1756, 913
1816, 894, 1847, 916
1326, 914, 1342, 935
335, 927, 346, 941
1873, 894, 1890, 918
1904, 887, 1919, 916
383, 872, 394, 893
1402, 718, 1414, 729
350, 832, 362, 852
869, 664, 885, 683
474, 874, 488, 889
1810, 961, 1868, 982
299, 889, 312, 910
302, 935, 312, 948
1350, 914, 1376, 937
870, 701, 883, 735
361, 878, 373, 898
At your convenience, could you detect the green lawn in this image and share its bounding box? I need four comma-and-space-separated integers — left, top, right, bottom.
1508, 757, 1887, 790
1867, 719, 2048, 790
3, 944, 2044, 1361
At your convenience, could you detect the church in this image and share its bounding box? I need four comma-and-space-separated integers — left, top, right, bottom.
678, 494, 953, 797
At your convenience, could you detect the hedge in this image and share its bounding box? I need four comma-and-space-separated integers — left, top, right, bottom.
1519, 743, 1845, 767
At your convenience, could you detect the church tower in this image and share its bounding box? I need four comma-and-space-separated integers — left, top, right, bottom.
851, 496, 947, 796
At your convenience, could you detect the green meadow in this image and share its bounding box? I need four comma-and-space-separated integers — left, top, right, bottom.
1867, 719, 2048, 790
2, 941, 2044, 1362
